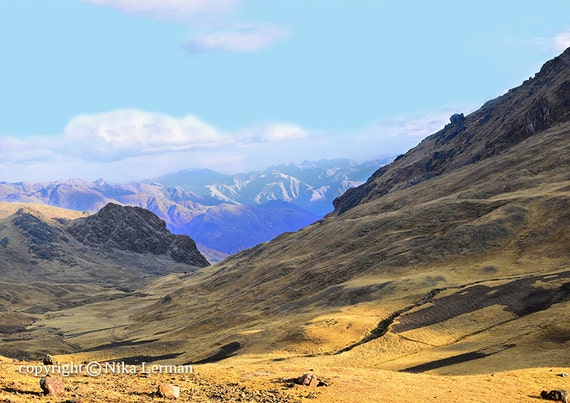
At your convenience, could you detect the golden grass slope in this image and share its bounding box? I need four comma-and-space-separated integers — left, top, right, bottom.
3, 52, 570, 402
0, 201, 88, 220
0, 355, 568, 402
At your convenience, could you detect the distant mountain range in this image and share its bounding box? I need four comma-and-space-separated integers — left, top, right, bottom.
0, 158, 387, 260
152, 158, 388, 216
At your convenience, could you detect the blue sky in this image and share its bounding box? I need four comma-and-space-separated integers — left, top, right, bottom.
1, 0, 569, 182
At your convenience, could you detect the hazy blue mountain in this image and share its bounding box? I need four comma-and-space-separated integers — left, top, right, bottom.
176, 200, 319, 255
0, 158, 388, 260
153, 158, 389, 216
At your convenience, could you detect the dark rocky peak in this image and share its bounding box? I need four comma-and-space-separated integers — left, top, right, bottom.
534, 46, 570, 83
67, 203, 210, 267
332, 47, 570, 215
12, 207, 58, 244
11, 207, 68, 261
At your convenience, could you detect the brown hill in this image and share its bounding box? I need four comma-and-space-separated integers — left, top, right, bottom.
0, 202, 208, 359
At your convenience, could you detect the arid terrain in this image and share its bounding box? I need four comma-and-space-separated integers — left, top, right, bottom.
0, 354, 568, 402
1, 50, 569, 402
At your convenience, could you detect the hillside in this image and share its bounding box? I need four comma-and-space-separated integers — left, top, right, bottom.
24, 48, 570, 377
333, 47, 570, 215
0, 202, 208, 359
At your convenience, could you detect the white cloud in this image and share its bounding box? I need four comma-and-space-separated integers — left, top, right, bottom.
0, 107, 464, 183
63, 109, 224, 161
184, 24, 288, 53
82, 0, 239, 23
554, 31, 570, 52
263, 123, 307, 141
366, 110, 457, 141
504, 29, 570, 54
0, 136, 62, 165
83, 0, 287, 54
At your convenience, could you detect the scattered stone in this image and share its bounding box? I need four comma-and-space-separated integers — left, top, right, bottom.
559, 373, 569, 377
295, 374, 327, 387
541, 389, 569, 403
157, 383, 180, 399
39, 375, 65, 396
43, 354, 54, 365
296, 374, 317, 387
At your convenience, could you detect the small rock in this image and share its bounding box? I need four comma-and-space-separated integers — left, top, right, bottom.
559, 373, 569, 377
40, 375, 65, 396
43, 354, 54, 365
296, 374, 319, 387
541, 389, 569, 403
157, 383, 180, 399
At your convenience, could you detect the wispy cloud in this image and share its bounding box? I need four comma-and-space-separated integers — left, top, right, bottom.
184, 24, 288, 54
554, 31, 570, 52
82, 0, 240, 23
504, 29, 570, 53
83, 0, 288, 54
238, 122, 308, 143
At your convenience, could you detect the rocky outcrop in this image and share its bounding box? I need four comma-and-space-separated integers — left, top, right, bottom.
12, 207, 69, 261
541, 390, 569, 403
67, 203, 209, 267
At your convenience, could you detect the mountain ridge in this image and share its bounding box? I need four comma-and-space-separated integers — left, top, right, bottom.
0, 201, 209, 358
67, 202, 210, 267
332, 47, 570, 215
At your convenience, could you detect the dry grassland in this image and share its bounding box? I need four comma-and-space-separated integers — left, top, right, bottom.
0, 353, 568, 402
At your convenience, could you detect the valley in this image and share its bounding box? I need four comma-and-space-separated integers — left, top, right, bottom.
0, 48, 569, 402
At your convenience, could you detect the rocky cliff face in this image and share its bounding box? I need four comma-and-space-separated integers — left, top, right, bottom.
333, 47, 570, 215
67, 203, 210, 267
